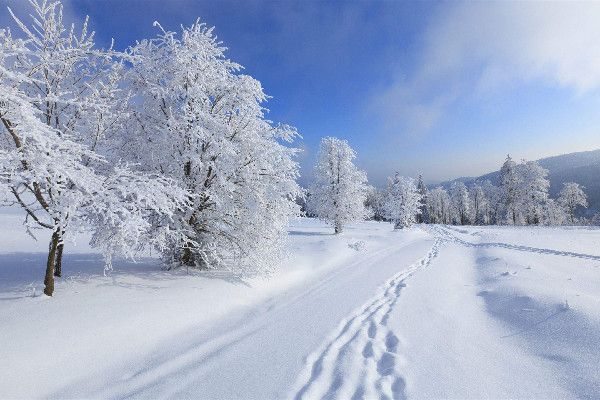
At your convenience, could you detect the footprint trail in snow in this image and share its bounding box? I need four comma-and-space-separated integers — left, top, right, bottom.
291, 238, 443, 400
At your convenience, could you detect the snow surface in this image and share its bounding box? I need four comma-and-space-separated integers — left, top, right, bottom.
1, 217, 599, 399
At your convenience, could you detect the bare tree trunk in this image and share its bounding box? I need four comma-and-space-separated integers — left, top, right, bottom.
54, 240, 64, 277
44, 231, 60, 296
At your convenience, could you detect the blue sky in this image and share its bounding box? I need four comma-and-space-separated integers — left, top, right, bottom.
3, 1, 600, 186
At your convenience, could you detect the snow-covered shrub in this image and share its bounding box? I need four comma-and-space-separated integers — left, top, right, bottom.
348, 240, 366, 251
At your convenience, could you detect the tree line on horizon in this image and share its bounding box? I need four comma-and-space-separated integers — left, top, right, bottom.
304, 142, 591, 233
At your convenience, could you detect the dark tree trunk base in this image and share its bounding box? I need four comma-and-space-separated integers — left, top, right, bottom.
54, 241, 64, 277
44, 231, 59, 296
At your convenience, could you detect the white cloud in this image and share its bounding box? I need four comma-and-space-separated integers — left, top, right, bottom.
372, 2, 600, 135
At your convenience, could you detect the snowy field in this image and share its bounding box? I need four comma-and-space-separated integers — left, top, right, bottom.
1, 216, 600, 399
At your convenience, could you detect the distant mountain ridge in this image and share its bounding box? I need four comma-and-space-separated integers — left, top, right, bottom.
434, 149, 600, 215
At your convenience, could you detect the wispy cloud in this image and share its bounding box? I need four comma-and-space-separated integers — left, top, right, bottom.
370, 2, 600, 137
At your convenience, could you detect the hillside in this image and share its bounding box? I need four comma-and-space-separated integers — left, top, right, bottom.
435, 149, 600, 215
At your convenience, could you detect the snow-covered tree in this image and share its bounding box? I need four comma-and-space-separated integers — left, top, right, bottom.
470, 183, 489, 225
383, 173, 421, 229
0, 1, 187, 295
590, 212, 600, 226
481, 180, 501, 225
416, 175, 429, 223
450, 182, 471, 225
542, 198, 567, 226
427, 186, 452, 224
309, 137, 368, 234
365, 185, 386, 221
121, 20, 301, 273
499, 155, 521, 225
558, 182, 587, 224
295, 190, 311, 217
517, 160, 549, 225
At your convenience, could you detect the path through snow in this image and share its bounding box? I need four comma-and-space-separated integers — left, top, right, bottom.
291, 238, 443, 400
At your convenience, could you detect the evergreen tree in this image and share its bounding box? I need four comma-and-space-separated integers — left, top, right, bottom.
416, 175, 429, 223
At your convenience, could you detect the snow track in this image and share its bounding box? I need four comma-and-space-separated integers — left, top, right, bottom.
291, 237, 443, 400
432, 225, 600, 261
